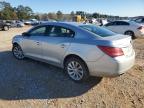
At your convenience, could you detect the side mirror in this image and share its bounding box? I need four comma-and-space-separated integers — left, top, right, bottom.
22, 32, 30, 36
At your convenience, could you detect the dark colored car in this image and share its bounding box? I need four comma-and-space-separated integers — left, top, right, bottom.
0, 20, 10, 31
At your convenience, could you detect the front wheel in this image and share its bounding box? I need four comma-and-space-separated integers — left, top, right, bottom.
64, 57, 89, 82
12, 44, 25, 60
3, 26, 9, 31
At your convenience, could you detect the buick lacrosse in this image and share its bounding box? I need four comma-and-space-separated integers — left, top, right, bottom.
12, 22, 135, 82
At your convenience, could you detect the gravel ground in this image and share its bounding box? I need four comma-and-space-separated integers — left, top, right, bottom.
0, 27, 144, 108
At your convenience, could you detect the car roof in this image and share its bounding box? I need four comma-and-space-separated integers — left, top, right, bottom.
40, 21, 84, 27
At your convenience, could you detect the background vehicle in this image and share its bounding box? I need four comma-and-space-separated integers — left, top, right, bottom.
0, 20, 10, 31
104, 20, 144, 39
8, 21, 25, 28
133, 17, 144, 25
39, 19, 57, 25
12, 22, 135, 82
24, 19, 39, 25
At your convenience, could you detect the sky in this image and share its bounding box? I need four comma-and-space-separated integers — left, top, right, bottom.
3, 0, 144, 17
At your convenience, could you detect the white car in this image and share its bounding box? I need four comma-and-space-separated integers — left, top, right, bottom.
24, 19, 39, 25
133, 17, 144, 25
16, 21, 25, 27
104, 20, 144, 39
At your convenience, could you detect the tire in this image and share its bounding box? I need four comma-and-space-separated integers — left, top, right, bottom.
64, 57, 89, 82
17, 24, 20, 27
12, 44, 25, 60
124, 31, 135, 39
3, 26, 9, 31
17, 24, 22, 28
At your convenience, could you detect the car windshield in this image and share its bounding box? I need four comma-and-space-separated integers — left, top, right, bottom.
79, 24, 116, 37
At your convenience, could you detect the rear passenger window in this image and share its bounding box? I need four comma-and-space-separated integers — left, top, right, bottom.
47, 26, 75, 37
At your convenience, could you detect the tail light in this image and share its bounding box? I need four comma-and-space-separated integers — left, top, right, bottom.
98, 46, 124, 57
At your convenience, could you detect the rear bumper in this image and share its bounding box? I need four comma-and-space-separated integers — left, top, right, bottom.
86, 52, 135, 77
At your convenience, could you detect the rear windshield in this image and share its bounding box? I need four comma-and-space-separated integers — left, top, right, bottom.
79, 24, 116, 37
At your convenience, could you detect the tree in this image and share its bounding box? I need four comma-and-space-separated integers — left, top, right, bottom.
0, 1, 17, 20
56, 10, 63, 20
41, 13, 48, 20
92, 12, 100, 18
16, 5, 33, 19
70, 11, 75, 17
48, 12, 57, 20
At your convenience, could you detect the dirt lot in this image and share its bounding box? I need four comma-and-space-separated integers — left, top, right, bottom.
0, 26, 144, 108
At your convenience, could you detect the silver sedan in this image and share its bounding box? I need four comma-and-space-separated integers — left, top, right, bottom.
12, 22, 135, 82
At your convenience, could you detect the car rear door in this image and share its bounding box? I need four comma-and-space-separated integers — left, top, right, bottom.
41, 25, 74, 65
21, 26, 46, 59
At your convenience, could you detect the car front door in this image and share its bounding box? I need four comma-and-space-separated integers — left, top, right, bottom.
105, 21, 130, 34
104, 22, 117, 32
21, 26, 46, 59
42, 25, 75, 66
114, 21, 130, 34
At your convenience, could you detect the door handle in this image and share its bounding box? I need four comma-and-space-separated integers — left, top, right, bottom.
61, 44, 66, 48
36, 41, 40, 45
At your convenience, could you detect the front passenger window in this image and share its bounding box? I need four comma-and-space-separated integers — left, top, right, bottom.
105, 22, 114, 26
29, 26, 46, 36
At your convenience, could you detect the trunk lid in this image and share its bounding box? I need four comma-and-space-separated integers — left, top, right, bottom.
95, 34, 134, 57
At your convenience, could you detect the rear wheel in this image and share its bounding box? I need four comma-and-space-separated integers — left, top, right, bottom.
64, 57, 89, 82
3, 26, 9, 31
124, 31, 135, 39
12, 44, 25, 60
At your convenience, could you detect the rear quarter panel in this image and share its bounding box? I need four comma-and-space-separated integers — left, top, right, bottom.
64, 38, 104, 62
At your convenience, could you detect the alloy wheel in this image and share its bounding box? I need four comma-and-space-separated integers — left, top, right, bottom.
67, 61, 84, 81
13, 45, 24, 59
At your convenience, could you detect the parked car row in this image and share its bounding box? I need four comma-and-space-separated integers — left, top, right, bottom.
0, 20, 25, 31
83, 17, 144, 39
0, 19, 58, 31
24, 19, 57, 26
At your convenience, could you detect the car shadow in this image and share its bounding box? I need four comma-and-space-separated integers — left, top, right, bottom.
0, 51, 102, 100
